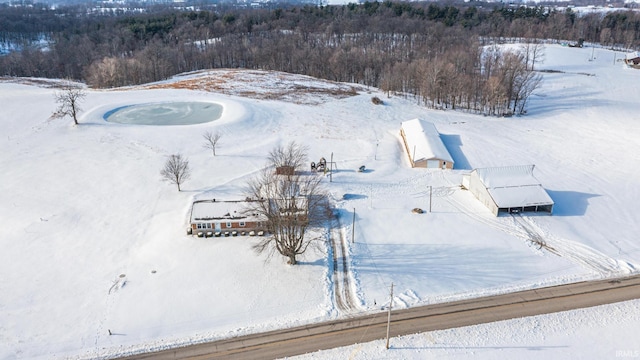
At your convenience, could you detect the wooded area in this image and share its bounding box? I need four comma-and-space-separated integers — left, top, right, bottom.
2, 1, 639, 115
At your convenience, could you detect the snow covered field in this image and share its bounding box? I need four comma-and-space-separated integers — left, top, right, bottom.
1, 44, 639, 359
290, 299, 640, 360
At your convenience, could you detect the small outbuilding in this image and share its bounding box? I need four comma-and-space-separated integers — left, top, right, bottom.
625, 52, 640, 69
275, 165, 295, 176
400, 119, 454, 169
462, 165, 554, 216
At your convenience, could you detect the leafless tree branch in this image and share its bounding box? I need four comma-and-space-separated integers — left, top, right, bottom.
52, 86, 86, 125
245, 142, 330, 265
202, 130, 222, 156
160, 154, 191, 191
268, 141, 308, 170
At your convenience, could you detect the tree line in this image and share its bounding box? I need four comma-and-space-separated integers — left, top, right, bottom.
2, 1, 640, 115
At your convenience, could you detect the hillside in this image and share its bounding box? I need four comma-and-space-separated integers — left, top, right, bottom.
1, 44, 639, 359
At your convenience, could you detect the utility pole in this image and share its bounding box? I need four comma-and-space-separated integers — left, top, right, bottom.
412, 145, 416, 168
385, 282, 394, 350
330, 152, 333, 182
429, 185, 433, 213
352, 208, 356, 244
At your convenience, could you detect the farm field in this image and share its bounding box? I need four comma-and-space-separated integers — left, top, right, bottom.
1, 44, 639, 359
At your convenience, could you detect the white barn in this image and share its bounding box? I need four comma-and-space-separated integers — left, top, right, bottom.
400, 119, 454, 169
462, 165, 554, 216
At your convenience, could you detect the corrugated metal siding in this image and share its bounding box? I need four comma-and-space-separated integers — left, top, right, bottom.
469, 172, 499, 216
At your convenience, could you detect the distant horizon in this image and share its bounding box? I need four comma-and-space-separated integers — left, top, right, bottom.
3, 0, 640, 6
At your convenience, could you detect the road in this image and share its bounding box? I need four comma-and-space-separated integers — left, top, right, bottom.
116, 274, 640, 360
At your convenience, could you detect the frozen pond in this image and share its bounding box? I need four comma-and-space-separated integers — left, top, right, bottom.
104, 102, 223, 125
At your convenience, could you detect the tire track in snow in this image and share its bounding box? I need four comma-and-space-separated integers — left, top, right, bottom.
445, 191, 631, 274
445, 191, 530, 241
330, 213, 359, 314
513, 215, 634, 275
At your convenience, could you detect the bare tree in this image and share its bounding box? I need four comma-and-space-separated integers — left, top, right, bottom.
497, 48, 543, 115
245, 142, 329, 265
52, 85, 86, 125
514, 70, 542, 115
86, 57, 128, 88
245, 168, 329, 265
160, 154, 191, 191
268, 141, 308, 171
202, 130, 222, 156
520, 41, 545, 71
529, 42, 545, 71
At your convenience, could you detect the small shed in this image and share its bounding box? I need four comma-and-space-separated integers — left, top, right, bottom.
400, 119, 454, 169
462, 165, 554, 216
625, 52, 640, 68
276, 165, 295, 175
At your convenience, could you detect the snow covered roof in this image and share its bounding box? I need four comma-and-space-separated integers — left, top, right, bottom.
401, 119, 454, 164
190, 200, 265, 223
473, 165, 554, 208
269, 197, 308, 215
625, 51, 640, 60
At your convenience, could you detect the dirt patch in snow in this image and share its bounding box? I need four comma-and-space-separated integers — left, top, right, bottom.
2, 70, 365, 104
0, 76, 85, 89
145, 69, 364, 105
